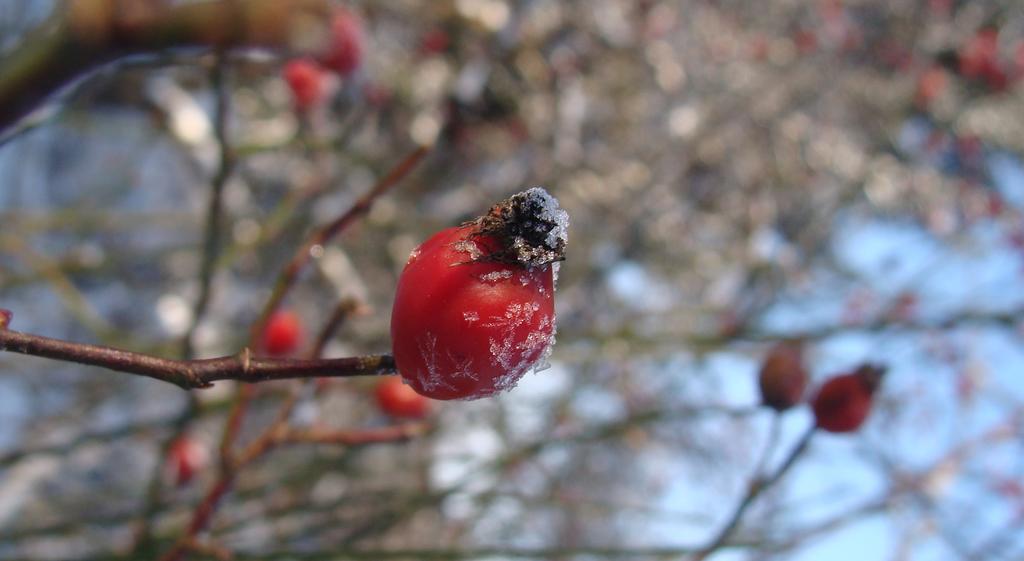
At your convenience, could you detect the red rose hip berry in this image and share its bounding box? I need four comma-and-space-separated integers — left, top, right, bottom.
261, 309, 304, 356
322, 8, 364, 77
166, 435, 208, 486
375, 376, 431, 419
812, 364, 886, 433
390, 188, 568, 400
283, 58, 327, 112
758, 341, 809, 412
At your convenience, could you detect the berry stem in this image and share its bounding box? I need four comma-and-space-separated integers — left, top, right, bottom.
0, 327, 394, 389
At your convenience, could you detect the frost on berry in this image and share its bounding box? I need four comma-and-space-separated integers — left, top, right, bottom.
473, 187, 570, 268
478, 270, 513, 283
481, 301, 556, 396
413, 332, 459, 394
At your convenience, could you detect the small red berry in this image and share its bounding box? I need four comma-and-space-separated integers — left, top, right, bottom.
982, 62, 1010, 91
793, 29, 818, 55
390, 188, 568, 400
419, 29, 450, 55
915, 65, 948, 108
322, 8, 364, 77
283, 58, 327, 112
262, 309, 304, 356
166, 435, 208, 486
758, 341, 809, 411
812, 364, 886, 433
0, 309, 11, 330
959, 28, 1000, 79
375, 376, 431, 419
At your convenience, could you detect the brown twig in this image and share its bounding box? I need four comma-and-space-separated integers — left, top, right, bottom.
312, 298, 367, 358
691, 426, 816, 561
136, 55, 234, 553
161, 143, 431, 559
181, 538, 235, 561
218, 144, 429, 464
250, 144, 430, 343
0, 327, 394, 389
281, 423, 430, 447
158, 421, 427, 561
183, 53, 235, 358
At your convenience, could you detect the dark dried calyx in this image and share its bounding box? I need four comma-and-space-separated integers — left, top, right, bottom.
471, 187, 569, 268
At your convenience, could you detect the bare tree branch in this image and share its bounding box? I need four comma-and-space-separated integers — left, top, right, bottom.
0, 327, 394, 389
0, 0, 331, 135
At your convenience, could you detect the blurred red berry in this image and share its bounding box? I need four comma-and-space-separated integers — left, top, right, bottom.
748, 35, 770, 61
262, 309, 304, 356
166, 435, 208, 486
391, 188, 568, 400
987, 192, 1006, 217
283, 58, 327, 112
877, 40, 912, 70
959, 28, 1000, 79
812, 364, 886, 433
758, 341, 809, 411
928, 0, 953, 17
362, 83, 392, 108
793, 30, 817, 55
0, 309, 10, 329
375, 376, 431, 419
420, 29, 450, 55
322, 8, 364, 77
915, 65, 948, 107
982, 62, 1010, 91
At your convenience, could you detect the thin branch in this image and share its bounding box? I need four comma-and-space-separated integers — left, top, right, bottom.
183, 53, 235, 358
280, 423, 430, 448
691, 426, 816, 561
233, 296, 356, 459
219, 144, 429, 468
158, 422, 427, 561
193, 546, 706, 561
148, 117, 430, 561
0, 327, 394, 389
693, 306, 1024, 348
136, 51, 235, 554
0, 414, 176, 467
312, 298, 367, 358
250, 144, 430, 342
761, 497, 890, 555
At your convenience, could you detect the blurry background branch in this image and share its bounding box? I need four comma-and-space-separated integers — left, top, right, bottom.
0, 0, 331, 136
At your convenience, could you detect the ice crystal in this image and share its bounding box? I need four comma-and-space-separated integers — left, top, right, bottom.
478, 270, 514, 283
